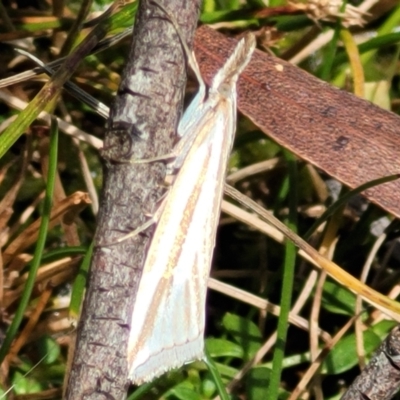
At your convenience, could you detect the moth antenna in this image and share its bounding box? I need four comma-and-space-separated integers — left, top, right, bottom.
149, 0, 206, 95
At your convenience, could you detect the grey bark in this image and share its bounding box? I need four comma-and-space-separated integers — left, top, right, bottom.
341, 325, 400, 400
64, 0, 201, 398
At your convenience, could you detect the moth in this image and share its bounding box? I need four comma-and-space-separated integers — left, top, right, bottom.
127, 26, 256, 384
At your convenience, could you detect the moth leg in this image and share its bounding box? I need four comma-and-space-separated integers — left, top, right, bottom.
102, 218, 156, 247
98, 189, 170, 247
121, 152, 177, 165
98, 213, 157, 248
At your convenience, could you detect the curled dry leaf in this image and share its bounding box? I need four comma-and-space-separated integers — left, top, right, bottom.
2, 191, 91, 266
195, 26, 400, 219
4, 257, 81, 308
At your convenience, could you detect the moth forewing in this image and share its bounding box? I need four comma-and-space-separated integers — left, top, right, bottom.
128, 33, 256, 385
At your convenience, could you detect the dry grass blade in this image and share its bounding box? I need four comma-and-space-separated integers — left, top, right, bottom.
224, 184, 400, 320
6, 285, 53, 363
208, 278, 330, 340
289, 315, 358, 400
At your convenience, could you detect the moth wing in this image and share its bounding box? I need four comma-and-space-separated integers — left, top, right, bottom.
127, 177, 198, 382
128, 34, 255, 385
128, 103, 235, 384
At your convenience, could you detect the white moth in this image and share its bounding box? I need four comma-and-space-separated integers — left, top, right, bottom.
127, 33, 256, 384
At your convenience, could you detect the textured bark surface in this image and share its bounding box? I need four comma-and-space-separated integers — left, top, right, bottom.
64, 1, 201, 398
341, 325, 400, 400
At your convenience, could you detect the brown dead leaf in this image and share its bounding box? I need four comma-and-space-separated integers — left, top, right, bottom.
195, 26, 400, 218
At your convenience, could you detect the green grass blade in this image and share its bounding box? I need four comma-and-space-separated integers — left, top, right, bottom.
69, 242, 93, 320
204, 346, 230, 400
0, 117, 58, 365
267, 150, 298, 400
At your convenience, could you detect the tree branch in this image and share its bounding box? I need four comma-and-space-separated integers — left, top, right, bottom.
64, 0, 201, 398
